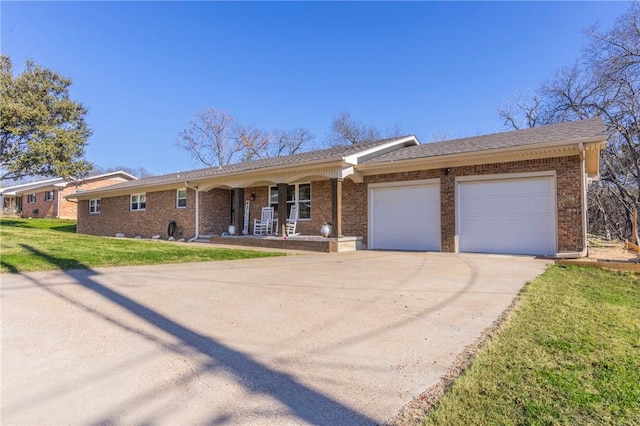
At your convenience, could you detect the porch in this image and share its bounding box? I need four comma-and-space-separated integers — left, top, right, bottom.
207, 234, 363, 253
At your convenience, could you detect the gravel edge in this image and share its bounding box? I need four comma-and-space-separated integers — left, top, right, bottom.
385, 295, 523, 425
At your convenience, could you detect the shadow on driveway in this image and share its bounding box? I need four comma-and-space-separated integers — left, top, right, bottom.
7, 245, 378, 425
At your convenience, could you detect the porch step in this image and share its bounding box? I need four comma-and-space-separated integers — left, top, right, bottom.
191, 234, 214, 244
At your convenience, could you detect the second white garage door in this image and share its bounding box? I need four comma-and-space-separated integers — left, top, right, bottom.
369, 181, 441, 251
457, 175, 556, 255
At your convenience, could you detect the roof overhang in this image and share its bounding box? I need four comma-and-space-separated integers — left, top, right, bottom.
356, 137, 607, 178
68, 138, 420, 200
1, 182, 66, 196
69, 159, 364, 200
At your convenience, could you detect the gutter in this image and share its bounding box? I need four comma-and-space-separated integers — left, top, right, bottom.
184, 182, 200, 242
555, 142, 589, 258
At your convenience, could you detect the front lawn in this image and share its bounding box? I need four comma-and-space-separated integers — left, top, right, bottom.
423, 266, 640, 425
1, 218, 283, 273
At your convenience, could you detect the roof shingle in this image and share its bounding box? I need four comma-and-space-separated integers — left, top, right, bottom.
86, 136, 415, 192
362, 118, 606, 164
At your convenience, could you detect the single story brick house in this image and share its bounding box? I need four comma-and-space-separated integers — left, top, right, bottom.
69, 118, 606, 256
1, 171, 136, 219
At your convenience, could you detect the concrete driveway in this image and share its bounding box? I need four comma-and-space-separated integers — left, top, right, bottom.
1, 251, 549, 425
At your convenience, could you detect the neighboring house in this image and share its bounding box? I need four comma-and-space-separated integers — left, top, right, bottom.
69, 119, 606, 257
1, 171, 137, 220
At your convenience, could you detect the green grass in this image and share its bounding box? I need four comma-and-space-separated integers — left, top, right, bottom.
423, 266, 640, 425
1, 218, 283, 273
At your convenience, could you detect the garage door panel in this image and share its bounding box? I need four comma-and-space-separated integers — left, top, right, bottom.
458, 176, 556, 255
370, 183, 440, 251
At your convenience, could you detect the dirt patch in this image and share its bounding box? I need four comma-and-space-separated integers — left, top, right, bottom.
586, 236, 638, 263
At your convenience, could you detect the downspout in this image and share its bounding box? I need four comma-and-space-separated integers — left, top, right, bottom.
555, 143, 589, 258
56, 189, 61, 218
184, 182, 200, 242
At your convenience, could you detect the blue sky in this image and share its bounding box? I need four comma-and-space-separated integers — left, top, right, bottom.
1, 1, 630, 176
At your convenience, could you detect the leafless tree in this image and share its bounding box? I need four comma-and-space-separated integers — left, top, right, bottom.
269, 128, 313, 157
176, 108, 242, 167
327, 112, 383, 146
499, 3, 640, 241
177, 108, 314, 166
234, 123, 272, 161
91, 165, 154, 178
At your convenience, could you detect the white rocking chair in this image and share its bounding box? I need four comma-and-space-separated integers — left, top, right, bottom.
253, 207, 275, 235
286, 204, 300, 236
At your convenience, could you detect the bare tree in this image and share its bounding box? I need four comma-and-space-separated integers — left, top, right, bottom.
177, 108, 314, 166
269, 128, 313, 157
176, 108, 242, 167
327, 112, 383, 146
234, 123, 271, 161
429, 128, 454, 143
499, 3, 640, 241
91, 165, 154, 178
236, 126, 314, 160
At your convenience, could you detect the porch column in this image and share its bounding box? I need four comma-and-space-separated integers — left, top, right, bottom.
277, 183, 288, 235
330, 178, 343, 237
232, 188, 244, 235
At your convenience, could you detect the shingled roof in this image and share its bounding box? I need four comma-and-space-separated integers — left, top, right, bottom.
362, 118, 606, 164
70, 119, 607, 199
77, 135, 417, 193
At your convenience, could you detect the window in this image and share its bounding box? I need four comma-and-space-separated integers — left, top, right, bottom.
176, 189, 187, 208
44, 191, 54, 201
130, 193, 146, 211
89, 199, 101, 214
269, 183, 311, 220
27, 194, 36, 204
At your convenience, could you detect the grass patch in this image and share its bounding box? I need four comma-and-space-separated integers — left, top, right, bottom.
1, 218, 284, 273
423, 266, 640, 425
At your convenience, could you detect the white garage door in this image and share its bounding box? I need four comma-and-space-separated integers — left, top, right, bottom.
369, 181, 440, 251
457, 175, 556, 255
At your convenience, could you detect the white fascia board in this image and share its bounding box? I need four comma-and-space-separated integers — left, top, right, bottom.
343, 136, 419, 165
78, 171, 138, 182
0, 178, 65, 194
357, 137, 606, 175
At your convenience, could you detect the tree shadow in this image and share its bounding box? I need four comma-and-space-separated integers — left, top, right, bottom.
0, 218, 76, 233
1, 260, 20, 273
49, 224, 77, 233
13, 245, 378, 425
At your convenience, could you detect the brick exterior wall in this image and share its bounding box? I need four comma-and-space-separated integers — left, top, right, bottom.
76, 156, 583, 253
16, 176, 131, 220
22, 191, 56, 218
199, 189, 231, 235
78, 188, 197, 238
353, 155, 583, 252
78, 187, 235, 239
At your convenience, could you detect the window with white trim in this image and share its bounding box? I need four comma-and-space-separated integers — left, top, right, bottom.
27, 194, 36, 204
89, 199, 101, 214
44, 191, 54, 201
130, 193, 146, 211
269, 183, 311, 220
176, 189, 187, 208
